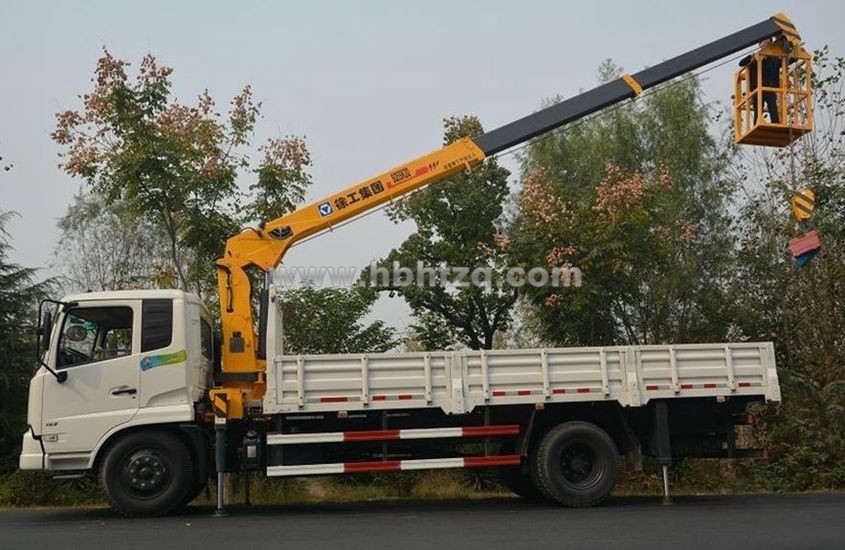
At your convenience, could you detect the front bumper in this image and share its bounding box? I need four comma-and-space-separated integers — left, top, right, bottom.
19, 430, 44, 470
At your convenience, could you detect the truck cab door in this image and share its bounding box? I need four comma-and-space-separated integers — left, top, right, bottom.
40, 301, 142, 458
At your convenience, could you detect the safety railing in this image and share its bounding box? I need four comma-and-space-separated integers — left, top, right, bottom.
734, 44, 813, 147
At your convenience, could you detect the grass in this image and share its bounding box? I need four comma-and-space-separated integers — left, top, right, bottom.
192, 470, 512, 507
0, 469, 514, 509
0, 470, 102, 507
0, 459, 796, 509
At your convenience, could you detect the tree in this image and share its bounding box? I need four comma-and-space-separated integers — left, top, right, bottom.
55, 191, 172, 292
280, 285, 397, 354
0, 210, 53, 472
731, 48, 845, 489
509, 67, 736, 346
364, 116, 516, 350
0, 140, 11, 172
51, 50, 311, 302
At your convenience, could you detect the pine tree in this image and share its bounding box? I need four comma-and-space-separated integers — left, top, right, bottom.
0, 210, 53, 472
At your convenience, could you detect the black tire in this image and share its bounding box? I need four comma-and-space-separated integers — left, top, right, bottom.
100, 431, 193, 517
498, 468, 546, 501
180, 475, 207, 507
530, 421, 618, 507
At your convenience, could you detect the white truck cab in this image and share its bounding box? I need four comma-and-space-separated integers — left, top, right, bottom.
21, 290, 213, 473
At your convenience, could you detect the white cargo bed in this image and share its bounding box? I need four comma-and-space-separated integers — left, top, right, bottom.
263, 342, 780, 415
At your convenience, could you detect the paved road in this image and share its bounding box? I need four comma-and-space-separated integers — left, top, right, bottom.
2, 493, 843, 550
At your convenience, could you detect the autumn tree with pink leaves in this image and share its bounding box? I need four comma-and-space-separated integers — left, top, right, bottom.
509, 68, 736, 347
52, 49, 311, 300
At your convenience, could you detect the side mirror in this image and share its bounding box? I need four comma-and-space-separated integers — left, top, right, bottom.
35, 308, 67, 383
39, 310, 52, 351
35, 300, 74, 384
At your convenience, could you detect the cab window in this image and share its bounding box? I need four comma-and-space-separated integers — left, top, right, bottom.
57, 307, 134, 368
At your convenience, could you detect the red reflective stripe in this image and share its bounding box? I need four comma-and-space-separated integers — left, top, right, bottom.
577, 387, 591, 393
680, 383, 693, 389
320, 396, 348, 403
344, 460, 400, 473
464, 455, 521, 468
738, 381, 751, 387
372, 395, 387, 401
344, 430, 400, 442
462, 425, 520, 437
492, 390, 507, 397
703, 383, 717, 389
398, 394, 413, 400
516, 389, 532, 396
552, 388, 566, 394
645, 385, 659, 391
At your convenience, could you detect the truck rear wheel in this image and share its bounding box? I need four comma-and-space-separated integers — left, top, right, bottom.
100, 431, 193, 517
530, 421, 617, 507
498, 468, 546, 500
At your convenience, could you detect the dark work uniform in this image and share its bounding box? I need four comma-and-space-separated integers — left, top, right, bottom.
739, 55, 781, 124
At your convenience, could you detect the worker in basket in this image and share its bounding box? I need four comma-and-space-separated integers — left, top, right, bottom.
739, 41, 782, 124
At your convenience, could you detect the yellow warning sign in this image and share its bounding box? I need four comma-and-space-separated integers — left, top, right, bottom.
791, 189, 815, 221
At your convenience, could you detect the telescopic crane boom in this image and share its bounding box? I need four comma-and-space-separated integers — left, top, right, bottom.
213, 13, 809, 415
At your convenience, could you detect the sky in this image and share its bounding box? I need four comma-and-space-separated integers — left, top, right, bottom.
1, 1, 843, 333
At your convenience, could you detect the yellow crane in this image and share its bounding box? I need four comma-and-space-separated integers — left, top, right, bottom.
24, 13, 816, 518
211, 13, 812, 419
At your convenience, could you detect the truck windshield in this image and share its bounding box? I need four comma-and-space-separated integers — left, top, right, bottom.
57, 307, 133, 368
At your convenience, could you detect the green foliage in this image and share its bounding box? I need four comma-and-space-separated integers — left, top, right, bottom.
0, 210, 53, 473
364, 116, 516, 350
731, 48, 845, 490
247, 138, 312, 223
755, 380, 845, 490
508, 50, 845, 490
55, 191, 172, 291
280, 285, 397, 354
510, 75, 735, 346
51, 50, 312, 301
0, 471, 100, 507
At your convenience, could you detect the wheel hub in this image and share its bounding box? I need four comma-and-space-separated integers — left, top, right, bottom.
123, 452, 168, 493
561, 442, 596, 484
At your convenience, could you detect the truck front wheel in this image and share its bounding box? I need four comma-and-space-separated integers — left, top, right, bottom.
180, 475, 208, 507
100, 431, 193, 517
530, 421, 618, 507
